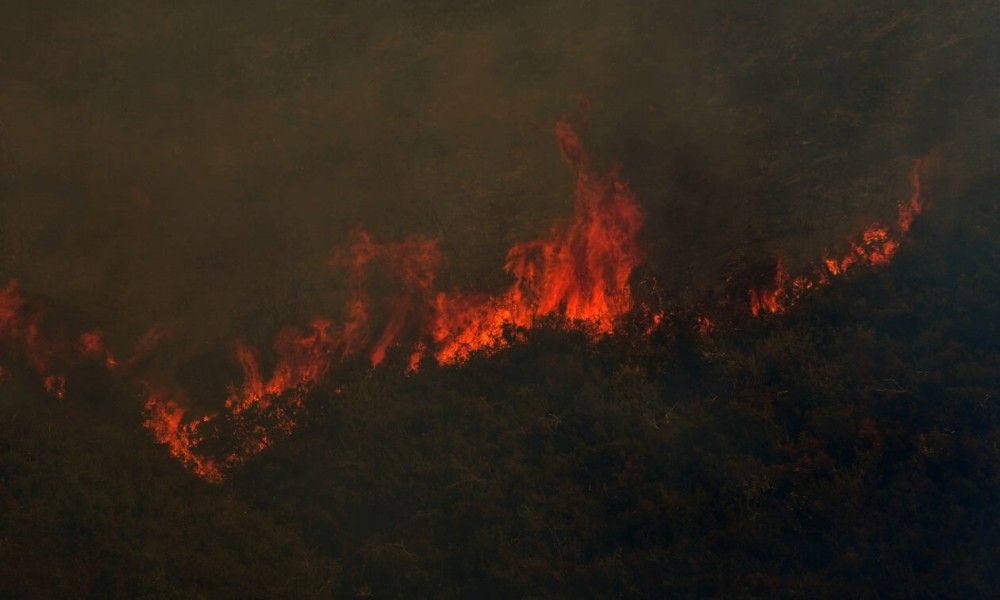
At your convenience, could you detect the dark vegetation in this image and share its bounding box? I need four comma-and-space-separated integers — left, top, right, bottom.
1, 186, 996, 597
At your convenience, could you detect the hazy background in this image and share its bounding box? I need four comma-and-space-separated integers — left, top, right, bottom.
0, 0, 994, 374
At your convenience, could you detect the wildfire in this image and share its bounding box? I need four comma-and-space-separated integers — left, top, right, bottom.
749, 259, 789, 317
748, 158, 927, 316
136, 116, 645, 481
428, 119, 643, 363
143, 389, 223, 482
0, 113, 931, 485
330, 230, 442, 367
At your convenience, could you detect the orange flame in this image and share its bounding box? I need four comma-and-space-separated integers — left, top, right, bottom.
0, 280, 165, 398
336, 232, 442, 367
750, 157, 927, 316
429, 119, 643, 363
142, 295, 371, 478
0, 134, 930, 485
143, 389, 223, 482
749, 259, 789, 317
140, 116, 646, 481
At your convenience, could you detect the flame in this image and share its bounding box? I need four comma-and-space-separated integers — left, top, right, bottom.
429, 119, 643, 363
2, 116, 923, 484
0, 128, 929, 486
143, 389, 222, 482
749, 157, 927, 316
749, 259, 789, 317
138, 116, 646, 481
142, 291, 371, 478
343, 232, 442, 367
0, 280, 168, 398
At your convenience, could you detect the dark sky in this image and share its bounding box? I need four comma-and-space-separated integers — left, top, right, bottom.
0, 1, 994, 368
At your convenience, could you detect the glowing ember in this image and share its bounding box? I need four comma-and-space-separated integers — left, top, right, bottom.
644, 311, 666, 336
79, 330, 119, 368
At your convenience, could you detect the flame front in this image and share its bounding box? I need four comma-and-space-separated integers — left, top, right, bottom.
139, 117, 644, 481
143, 389, 223, 482
748, 158, 927, 316
0, 118, 930, 485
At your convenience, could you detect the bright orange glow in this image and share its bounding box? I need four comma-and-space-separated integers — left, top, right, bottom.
141, 274, 378, 478
750, 158, 927, 316
140, 117, 646, 481
749, 259, 789, 317
143, 390, 222, 482
0, 122, 924, 484
430, 119, 643, 363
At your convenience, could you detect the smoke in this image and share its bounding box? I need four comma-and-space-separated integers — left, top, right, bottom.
0, 1, 993, 397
